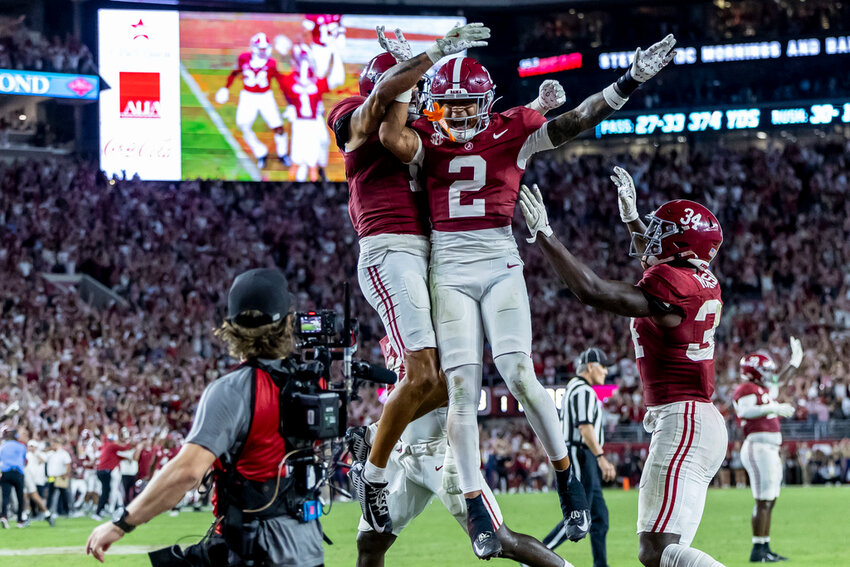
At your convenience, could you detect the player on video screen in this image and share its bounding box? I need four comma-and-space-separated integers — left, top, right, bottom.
279, 43, 344, 182
215, 32, 290, 170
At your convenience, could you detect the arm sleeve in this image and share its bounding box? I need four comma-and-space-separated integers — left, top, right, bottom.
733, 394, 779, 419
406, 134, 424, 167
185, 373, 252, 458
517, 122, 556, 170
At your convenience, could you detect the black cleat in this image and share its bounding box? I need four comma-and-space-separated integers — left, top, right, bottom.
279, 154, 292, 167
750, 544, 784, 563
345, 426, 371, 463
765, 547, 788, 562
557, 469, 591, 541
466, 495, 502, 560
348, 461, 392, 534
257, 156, 267, 169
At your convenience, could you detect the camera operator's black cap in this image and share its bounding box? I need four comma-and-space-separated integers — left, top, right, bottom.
227, 268, 291, 328
577, 347, 610, 367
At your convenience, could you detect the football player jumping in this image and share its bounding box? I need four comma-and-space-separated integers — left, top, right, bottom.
325, 23, 491, 536
215, 32, 289, 169
378, 34, 676, 559
732, 338, 803, 563
518, 173, 726, 567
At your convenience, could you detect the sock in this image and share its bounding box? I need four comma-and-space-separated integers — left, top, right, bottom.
752, 536, 769, 544
466, 495, 494, 533
494, 353, 568, 462
363, 460, 386, 485
274, 133, 288, 157
660, 544, 724, 567
445, 364, 484, 494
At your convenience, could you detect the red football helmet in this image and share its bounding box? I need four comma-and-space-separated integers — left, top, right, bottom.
359, 52, 397, 96
630, 199, 723, 268
428, 56, 496, 142
303, 14, 343, 46
250, 32, 272, 60
740, 352, 778, 384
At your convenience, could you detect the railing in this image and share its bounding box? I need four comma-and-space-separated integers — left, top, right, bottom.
604, 419, 850, 444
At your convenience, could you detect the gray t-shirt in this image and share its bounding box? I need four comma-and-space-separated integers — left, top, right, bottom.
186, 360, 324, 567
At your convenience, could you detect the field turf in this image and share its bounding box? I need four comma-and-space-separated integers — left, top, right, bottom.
1, 486, 846, 566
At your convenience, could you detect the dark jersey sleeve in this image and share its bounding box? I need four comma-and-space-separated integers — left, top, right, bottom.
327, 95, 366, 149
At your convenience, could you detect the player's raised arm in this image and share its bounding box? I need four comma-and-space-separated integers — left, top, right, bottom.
518, 183, 658, 318
545, 35, 676, 146
526, 80, 566, 117
775, 336, 804, 388
610, 166, 649, 252
349, 24, 490, 150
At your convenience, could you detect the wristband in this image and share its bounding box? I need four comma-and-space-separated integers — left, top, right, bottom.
395, 89, 413, 104
616, 67, 642, 95
602, 84, 628, 110
595, 453, 605, 459
425, 44, 443, 64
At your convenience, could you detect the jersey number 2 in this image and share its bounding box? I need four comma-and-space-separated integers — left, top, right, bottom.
448, 155, 486, 218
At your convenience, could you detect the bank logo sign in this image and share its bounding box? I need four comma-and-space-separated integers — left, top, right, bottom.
0, 69, 99, 100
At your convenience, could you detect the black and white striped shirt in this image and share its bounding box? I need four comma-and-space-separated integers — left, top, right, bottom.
562, 376, 604, 449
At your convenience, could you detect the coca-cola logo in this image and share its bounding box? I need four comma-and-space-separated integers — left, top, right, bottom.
102, 137, 175, 160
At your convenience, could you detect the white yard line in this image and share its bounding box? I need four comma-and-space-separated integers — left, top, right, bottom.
179, 64, 262, 181
0, 545, 158, 556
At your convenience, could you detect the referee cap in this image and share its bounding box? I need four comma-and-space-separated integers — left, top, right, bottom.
577, 347, 610, 368
227, 268, 291, 328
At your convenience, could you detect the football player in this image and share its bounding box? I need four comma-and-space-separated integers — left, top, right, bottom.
353, 338, 576, 567
518, 175, 726, 567
215, 32, 289, 169
326, 23, 490, 536
732, 339, 803, 563
378, 35, 676, 559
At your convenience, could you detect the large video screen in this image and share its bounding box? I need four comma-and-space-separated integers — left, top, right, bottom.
98, 9, 465, 181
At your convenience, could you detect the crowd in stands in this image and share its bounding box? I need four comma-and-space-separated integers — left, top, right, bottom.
2, 133, 850, 517
0, 15, 97, 74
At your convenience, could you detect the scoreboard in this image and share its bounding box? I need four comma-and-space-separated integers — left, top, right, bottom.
595, 100, 850, 138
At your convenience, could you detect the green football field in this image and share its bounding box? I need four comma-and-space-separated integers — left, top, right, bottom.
1, 486, 847, 566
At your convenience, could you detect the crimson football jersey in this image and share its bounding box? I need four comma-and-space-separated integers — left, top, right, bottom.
327, 96, 427, 238
631, 263, 723, 406
229, 53, 281, 94
411, 106, 547, 232
281, 74, 329, 119
733, 381, 781, 436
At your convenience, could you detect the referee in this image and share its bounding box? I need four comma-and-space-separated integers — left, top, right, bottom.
543, 348, 616, 567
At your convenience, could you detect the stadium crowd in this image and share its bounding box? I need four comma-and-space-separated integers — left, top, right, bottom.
0, 15, 97, 74
2, 134, 850, 524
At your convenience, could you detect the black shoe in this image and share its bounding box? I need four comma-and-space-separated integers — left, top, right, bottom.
257, 156, 267, 169
466, 495, 502, 560
345, 426, 371, 463
557, 469, 590, 541
348, 461, 392, 534
765, 546, 788, 562
750, 544, 782, 563
279, 154, 292, 167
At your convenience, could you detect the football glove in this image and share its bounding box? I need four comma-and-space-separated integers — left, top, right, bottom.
610, 166, 639, 223
426, 23, 490, 63
214, 87, 229, 105
376, 26, 412, 63
441, 443, 462, 495
776, 403, 795, 418
518, 184, 553, 243
273, 34, 292, 57
531, 79, 566, 113
630, 34, 676, 83
789, 336, 803, 368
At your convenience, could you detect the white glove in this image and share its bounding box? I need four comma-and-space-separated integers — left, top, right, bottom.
376, 26, 412, 63
426, 22, 490, 63
533, 80, 566, 113
214, 87, 229, 105
610, 166, 638, 223
776, 403, 795, 418
518, 184, 553, 243
789, 336, 803, 368
441, 443, 462, 495
2, 401, 19, 416
630, 34, 676, 83
273, 34, 292, 57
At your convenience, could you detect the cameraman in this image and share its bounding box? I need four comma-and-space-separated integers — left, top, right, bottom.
86, 268, 323, 566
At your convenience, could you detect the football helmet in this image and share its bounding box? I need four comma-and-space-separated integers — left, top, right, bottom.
740, 352, 778, 384
428, 56, 495, 142
303, 14, 343, 46
250, 32, 272, 60
630, 199, 722, 268
358, 52, 397, 96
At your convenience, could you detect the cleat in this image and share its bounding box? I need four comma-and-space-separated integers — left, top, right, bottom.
90, 513, 102, 521
0, 517, 8, 529
348, 461, 392, 534
765, 549, 788, 562
466, 495, 501, 560
48, 514, 56, 527
557, 470, 590, 541
257, 156, 267, 169
345, 426, 371, 463
279, 155, 292, 167
750, 544, 782, 563
17, 520, 30, 528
